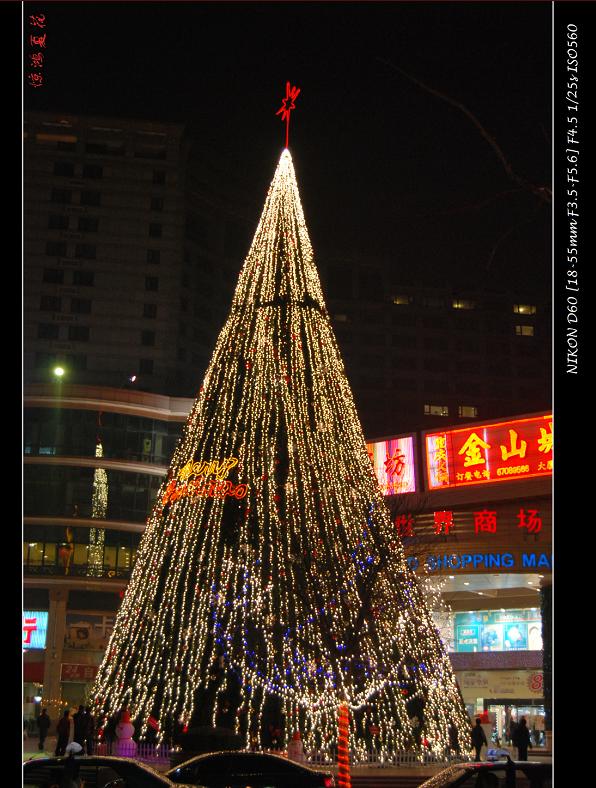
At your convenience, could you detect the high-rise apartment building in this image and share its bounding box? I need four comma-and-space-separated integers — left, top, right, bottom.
24, 111, 250, 397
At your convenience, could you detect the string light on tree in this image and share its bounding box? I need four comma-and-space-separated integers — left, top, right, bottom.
91, 89, 470, 757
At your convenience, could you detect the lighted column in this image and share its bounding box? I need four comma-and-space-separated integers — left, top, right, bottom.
41, 588, 68, 732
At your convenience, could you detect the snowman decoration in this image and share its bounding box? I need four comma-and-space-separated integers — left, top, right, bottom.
115, 708, 137, 757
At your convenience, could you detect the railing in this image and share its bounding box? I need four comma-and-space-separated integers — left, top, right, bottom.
91, 741, 472, 769
306, 750, 472, 768
94, 740, 171, 764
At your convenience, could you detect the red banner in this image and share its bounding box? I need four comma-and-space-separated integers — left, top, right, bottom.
60, 663, 99, 682
425, 414, 552, 490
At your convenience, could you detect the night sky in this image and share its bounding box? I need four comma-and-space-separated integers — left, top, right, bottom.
26, 1, 552, 293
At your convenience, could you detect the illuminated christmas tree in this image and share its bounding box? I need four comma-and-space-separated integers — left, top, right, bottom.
91, 147, 471, 755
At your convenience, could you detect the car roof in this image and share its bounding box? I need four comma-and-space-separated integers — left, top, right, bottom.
169, 750, 328, 774
23, 756, 170, 778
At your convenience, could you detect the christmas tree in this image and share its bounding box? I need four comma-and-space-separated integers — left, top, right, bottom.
91, 148, 471, 755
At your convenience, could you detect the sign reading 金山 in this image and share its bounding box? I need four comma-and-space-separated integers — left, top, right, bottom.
425, 414, 552, 490
23, 611, 48, 650
366, 436, 416, 495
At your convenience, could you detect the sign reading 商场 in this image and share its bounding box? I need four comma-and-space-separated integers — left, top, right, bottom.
425, 414, 552, 490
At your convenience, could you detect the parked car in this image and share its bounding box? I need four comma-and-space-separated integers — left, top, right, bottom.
166, 750, 335, 787
418, 758, 552, 788
23, 755, 195, 788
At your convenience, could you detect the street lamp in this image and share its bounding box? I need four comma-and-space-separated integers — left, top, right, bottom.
53, 366, 65, 379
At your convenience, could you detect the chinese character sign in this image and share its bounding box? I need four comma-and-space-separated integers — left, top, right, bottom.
366, 436, 416, 495
425, 415, 552, 490
23, 611, 48, 650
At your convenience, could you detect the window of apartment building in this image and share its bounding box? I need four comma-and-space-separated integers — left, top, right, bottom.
149, 222, 162, 238
147, 249, 160, 264
333, 314, 348, 322
145, 276, 159, 291
514, 304, 537, 315
43, 268, 64, 284
68, 325, 90, 342
74, 243, 96, 259
45, 241, 67, 257
424, 404, 449, 416
458, 405, 478, 418
68, 354, 87, 370
452, 299, 476, 310
78, 216, 99, 232
141, 330, 155, 346
37, 323, 60, 340
80, 190, 101, 206
152, 170, 166, 185
82, 164, 103, 178
139, 358, 154, 375
70, 298, 91, 314
40, 295, 61, 311
53, 161, 75, 177
143, 303, 157, 319
515, 325, 535, 337
150, 197, 164, 211
392, 294, 413, 305
135, 145, 166, 160
51, 188, 72, 204
73, 270, 95, 287
85, 141, 126, 156
424, 358, 449, 372
421, 296, 445, 308
48, 214, 69, 230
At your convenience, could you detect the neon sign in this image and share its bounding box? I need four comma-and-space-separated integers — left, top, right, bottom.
162, 456, 248, 505
23, 611, 48, 650
366, 436, 416, 495
425, 414, 552, 490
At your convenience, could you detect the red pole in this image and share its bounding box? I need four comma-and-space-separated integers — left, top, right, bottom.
337, 703, 351, 788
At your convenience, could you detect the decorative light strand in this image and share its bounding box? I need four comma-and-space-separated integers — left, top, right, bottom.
91, 150, 471, 756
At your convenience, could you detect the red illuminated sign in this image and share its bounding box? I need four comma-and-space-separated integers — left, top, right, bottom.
425, 414, 552, 490
61, 663, 99, 682
276, 82, 301, 148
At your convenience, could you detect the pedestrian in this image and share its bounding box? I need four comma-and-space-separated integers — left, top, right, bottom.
73, 705, 86, 746
448, 722, 460, 757
83, 706, 95, 755
61, 742, 83, 788
37, 708, 51, 751
513, 717, 532, 760
55, 709, 71, 756
471, 717, 487, 762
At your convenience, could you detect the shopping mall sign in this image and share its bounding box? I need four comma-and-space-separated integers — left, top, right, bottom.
366, 435, 416, 495
425, 414, 552, 490
23, 611, 48, 650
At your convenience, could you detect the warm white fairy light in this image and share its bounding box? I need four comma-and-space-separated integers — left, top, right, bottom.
91, 150, 471, 755
88, 441, 108, 577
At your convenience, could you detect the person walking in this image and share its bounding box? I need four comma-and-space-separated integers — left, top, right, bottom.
448, 722, 460, 757
37, 708, 51, 751
83, 706, 95, 755
72, 705, 86, 746
471, 717, 488, 762
55, 709, 71, 756
513, 717, 532, 760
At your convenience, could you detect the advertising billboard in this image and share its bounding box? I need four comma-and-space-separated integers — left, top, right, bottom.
453, 609, 542, 653
425, 414, 552, 490
23, 611, 48, 650
366, 435, 416, 495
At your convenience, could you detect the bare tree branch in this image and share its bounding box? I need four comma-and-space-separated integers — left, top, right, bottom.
377, 58, 551, 205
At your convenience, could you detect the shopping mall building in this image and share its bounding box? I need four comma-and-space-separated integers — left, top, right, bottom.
23, 383, 551, 746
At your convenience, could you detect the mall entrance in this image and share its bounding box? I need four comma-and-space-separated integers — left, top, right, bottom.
486, 699, 546, 747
